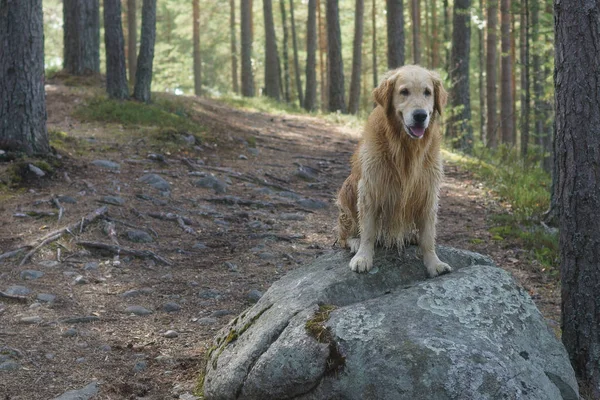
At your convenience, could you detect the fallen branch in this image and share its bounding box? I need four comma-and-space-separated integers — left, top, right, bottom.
198, 196, 314, 213
52, 197, 64, 222
0, 247, 28, 262
76, 241, 173, 266
147, 212, 196, 236
0, 291, 28, 302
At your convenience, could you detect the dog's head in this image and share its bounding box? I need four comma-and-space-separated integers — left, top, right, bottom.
373, 65, 447, 139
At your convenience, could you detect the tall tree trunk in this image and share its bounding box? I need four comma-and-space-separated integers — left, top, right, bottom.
411, 0, 421, 64
241, 0, 255, 97
263, 0, 281, 100
478, 0, 485, 142
230, 0, 239, 94
104, 0, 129, 99
531, 0, 543, 159
511, 14, 517, 144
318, 0, 328, 111
443, 0, 450, 70
289, 0, 304, 106
500, 0, 513, 145
519, 0, 530, 158
0, 0, 49, 155
326, 0, 346, 113
372, 0, 378, 87
386, 0, 405, 69
424, 0, 430, 67
63, 0, 100, 75
447, 0, 472, 153
193, 0, 202, 96
133, 0, 156, 103
280, 0, 291, 102
485, 0, 498, 147
127, 0, 137, 83
431, 0, 439, 68
304, 0, 318, 111
348, 0, 364, 114
555, 1, 600, 396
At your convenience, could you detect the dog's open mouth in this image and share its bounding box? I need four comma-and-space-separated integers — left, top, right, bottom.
407, 125, 426, 139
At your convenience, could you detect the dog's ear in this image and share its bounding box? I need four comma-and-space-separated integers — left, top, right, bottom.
431, 72, 448, 116
373, 77, 395, 112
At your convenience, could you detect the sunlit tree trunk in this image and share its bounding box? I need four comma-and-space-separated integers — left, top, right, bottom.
230, 0, 239, 94
348, 0, 364, 114
411, 0, 421, 64
263, 0, 281, 100
280, 0, 291, 102
64, 0, 100, 75
326, 0, 346, 113
500, 0, 513, 145
193, 0, 202, 96
372, 0, 378, 87
104, 0, 129, 99
304, 0, 318, 111
318, 0, 328, 111
127, 0, 137, 83
241, 0, 255, 97
431, 0, 439, 68
386, 0, 405, 69
289, 0, 304, 106
0, 0, 49, 155
485, 0, 498, 147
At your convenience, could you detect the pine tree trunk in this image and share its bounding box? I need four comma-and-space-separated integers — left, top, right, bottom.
289, 0, 304, 106
424, 0, 430, 67
431, 0, 439, 68
241, 0, 255, 97
511, 15, 517, 144
326, 0, 346, 113
304, 0, 318, 111
193, 0, 202, 96
348, 0, 364, 114
386, 0, 405, 69
280, 0, 291, 103
318, 0, 328, 111
230, 0, 239, 94
478, 0, 485, 142
104, 0, 129, 99
63, 0, 100, 75
0, 0, 49, 155
531, 0, 543, 159
500, 0, 513, 144
443, 0, 450, 70
555, 1, 600, 396
372, 0, 378, 87
263, 0, 281, 100
447, 0, 472, 153
133, 0, 156, 103
485, 0, 498, 148
519, 0, 530, 158
411, 0, 421, 64
127, 0, 137, 83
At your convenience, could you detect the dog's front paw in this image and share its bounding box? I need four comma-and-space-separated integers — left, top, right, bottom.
426, 261, 452, 278
349, 253, 373, 273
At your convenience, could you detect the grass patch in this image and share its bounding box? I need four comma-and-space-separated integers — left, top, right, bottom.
444, 145, 558, 274
305, 304, 345, 376
75, 96, 203, 134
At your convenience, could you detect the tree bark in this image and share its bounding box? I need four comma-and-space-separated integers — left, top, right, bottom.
263, 0, 281, 100
531, 0, 543, 159
289, 0, 304, 106
193, 0, 202, 96
241, 0, 255, 97
478, 0, 485, 142
280, 0, 291, 102
133, 0, 156, 103
63, 0, 100, 75
431, 0, 439, 68
348, 0, 364, 114
555, 1, 600, 396
104, 0, 129, 99
304, 0, 318, 111
386, 0, 405, 69
372, 0, 378, 87
411, 0, 421, 64
326, 0, 346, 113
447, 0, 472, 153
500, 0, 513, 145
0, 0, 49, 155
127, 0, 137, 83
485, 0, 498, 148
443, 0, 450, 70
230, 0, 239, 94
318, 0, 328, 111
519, 0, 530, 158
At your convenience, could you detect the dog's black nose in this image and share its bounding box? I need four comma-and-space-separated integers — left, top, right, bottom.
413, 109, 428, 124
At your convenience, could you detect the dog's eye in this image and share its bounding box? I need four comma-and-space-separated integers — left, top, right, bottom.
400, 89, 409, 96
424, 88, 432, 96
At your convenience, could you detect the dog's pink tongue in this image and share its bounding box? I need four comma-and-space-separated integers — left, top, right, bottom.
411, 126, 426, 137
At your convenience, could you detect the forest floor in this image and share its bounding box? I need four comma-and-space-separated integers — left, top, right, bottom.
0, 83, 561, 399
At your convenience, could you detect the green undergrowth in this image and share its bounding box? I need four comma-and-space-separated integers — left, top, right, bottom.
75, 95, 203, 135
443, 145, 558, 274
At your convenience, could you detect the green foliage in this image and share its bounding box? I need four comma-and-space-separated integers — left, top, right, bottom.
74, 96, 203, 134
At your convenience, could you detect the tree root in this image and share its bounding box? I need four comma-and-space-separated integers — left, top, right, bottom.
76, 241, 173, 266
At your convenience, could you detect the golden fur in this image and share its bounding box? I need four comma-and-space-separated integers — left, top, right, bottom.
336, 65, 452, 277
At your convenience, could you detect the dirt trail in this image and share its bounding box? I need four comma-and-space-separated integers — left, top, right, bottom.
0, 86, 559, 399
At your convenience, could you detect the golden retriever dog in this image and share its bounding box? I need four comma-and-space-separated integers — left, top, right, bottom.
336, 65, 451, 277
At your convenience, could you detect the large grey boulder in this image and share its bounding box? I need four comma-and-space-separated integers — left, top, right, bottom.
201, 246, 578, 400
